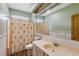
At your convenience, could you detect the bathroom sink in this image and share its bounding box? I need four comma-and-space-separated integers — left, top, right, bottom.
43, 43, 54, 49
42, 42, 59, 53
42, 43, 56, 53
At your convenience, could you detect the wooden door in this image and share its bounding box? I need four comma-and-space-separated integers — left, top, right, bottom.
72, 14, 79, 41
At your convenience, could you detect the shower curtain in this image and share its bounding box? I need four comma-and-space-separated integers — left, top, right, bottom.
36, 22, 49, 35
7, 17, 49, 55
7, 17, 35, 55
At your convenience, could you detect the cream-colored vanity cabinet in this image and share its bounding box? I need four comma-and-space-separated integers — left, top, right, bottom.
32, 44, 37, 56
32, 44, 48, 56
36, 46, 43, 56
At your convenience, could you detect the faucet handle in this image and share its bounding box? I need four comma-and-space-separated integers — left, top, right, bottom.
53, 42, 59, 47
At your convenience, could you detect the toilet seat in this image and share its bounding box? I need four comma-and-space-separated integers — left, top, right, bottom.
25, 43, 33, 50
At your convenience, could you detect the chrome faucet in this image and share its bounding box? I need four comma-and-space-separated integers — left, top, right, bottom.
53, 42, 59, 47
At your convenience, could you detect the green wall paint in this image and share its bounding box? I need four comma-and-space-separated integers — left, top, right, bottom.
0, 3, 9, 35
0, 4, 9, 15
9, 8, 45, 22
45, 4, 79, 32
9, 8, 31, 18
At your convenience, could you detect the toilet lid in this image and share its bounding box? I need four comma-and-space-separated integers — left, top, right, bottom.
25, 43, 33, 49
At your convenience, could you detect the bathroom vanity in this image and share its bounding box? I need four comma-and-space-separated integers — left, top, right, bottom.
32, 43, 48, 56
32, 34, 79, 56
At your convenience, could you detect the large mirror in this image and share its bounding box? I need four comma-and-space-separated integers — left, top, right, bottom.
34, 3, 79, 47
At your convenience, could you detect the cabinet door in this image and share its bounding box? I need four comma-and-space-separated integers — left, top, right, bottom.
72, 14, 79, 41
32, 44, 37, 56
36, 47, 43, 56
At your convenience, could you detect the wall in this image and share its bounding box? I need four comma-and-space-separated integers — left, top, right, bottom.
0, 35, 6, 56
9, 8, 31, 19
36, 15, 45, 22
0, 18, 7, 35
0, 3, 9, 35
0, 3, 9, 15
9, 9, 45, 23
45, 3, 79, 32
0, 3, 9, 56
31, 13, 45, 23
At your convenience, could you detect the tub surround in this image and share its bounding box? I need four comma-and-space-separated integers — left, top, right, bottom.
33, 34, 79, 56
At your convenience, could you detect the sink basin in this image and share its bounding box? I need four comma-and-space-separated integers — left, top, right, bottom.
43, 43, 53, 49
42, 42, 59, 52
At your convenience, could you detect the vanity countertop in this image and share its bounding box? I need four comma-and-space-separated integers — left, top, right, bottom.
33, 34, 79, 56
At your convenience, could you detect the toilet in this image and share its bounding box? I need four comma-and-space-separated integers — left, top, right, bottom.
25, 43, 33, 56
25, 43, 33, 49
25, 35, 41, 55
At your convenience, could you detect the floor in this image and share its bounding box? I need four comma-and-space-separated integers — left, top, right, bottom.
7, 49, 32, 56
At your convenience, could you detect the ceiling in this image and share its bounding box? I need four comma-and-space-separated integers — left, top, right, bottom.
33, 3, 51, 13
7, 3, 72, 16
7, 3, 38, 13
